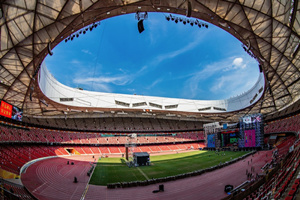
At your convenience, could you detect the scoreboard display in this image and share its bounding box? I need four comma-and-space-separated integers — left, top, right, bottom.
0, 101, 12, 118
0, 100, 23, 121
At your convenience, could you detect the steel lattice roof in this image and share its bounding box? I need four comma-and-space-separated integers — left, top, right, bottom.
0, 0, 299, 122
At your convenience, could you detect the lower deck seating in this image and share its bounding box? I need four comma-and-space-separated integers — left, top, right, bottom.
241, 140, 300, 200
0, 179, 33, 200
0, 142, 204, 175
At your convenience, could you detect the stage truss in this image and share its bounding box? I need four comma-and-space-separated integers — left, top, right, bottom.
125, 133, 137, 167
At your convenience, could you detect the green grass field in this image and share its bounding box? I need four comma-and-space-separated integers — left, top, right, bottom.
89, 150, 248, 185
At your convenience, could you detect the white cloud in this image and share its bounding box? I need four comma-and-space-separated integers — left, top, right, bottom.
233, 57, 243, 66
232, 57, 246, 69
146, 78, 162, 89
72, 63, 150, 93
153, 36, 203, 66
71, 59, 80, 65
81, 49, 92, 55
184, 56, 258, 99
136, 65, 148, 74
223, 57, 247, 71
210, 72, 257, 99
74, 75, 131, 86
90, 83, 111, 92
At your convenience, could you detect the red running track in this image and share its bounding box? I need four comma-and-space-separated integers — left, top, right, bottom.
21, 151, 273, 200
21, 155, 96, 200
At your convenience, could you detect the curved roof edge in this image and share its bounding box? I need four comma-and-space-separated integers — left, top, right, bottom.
39, 62, 265, 114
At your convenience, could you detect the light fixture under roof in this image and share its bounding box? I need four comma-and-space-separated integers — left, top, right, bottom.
117, 111, 128, 115
93, 110, 104, 113
166, 113, 176, 117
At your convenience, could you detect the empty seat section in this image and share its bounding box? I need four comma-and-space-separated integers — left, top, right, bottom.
149, 146, 161, 152
139, 146, 152, 152
81, 147, 93, 154
90, 147, 101, 154
99, 147, 110, 154
108, 147, 121, 154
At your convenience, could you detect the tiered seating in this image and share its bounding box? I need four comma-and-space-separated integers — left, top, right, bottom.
35, 146, 56, 157
89, 134, 99, 144
147, 136, 157, 143
168, 144, 180, 150
273, 148, 300, 199
137, 136, 148, 143
81, 147, 93, 154
133, 147, 142, 152
22, 117, 204, 132
1, 123, 205, 145
149, 146, 161, 152
276, 136, 296, 157
139, 146, 152, 152
108, 147, 121, 154
284, 171, 300, 199
90, 147, 101, 154
54, 147, 68, 155
159, 145, 171, 151
117, 137, 128, 144
264, 114, 300, 134
0, 145, 58, 174
0, 179, 32, 200
0, 141, 204, 174
99, 147, 110, 154
244, 142, 299, 200
0, 120, 205, 176
97, 137, 108, 144
177, 144, 188, 150
74, 147, 85, 154
0, 147, 23, 173
119, 147, 126, 153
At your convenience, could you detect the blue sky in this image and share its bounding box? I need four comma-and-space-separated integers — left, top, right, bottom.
45, 13, 259, 100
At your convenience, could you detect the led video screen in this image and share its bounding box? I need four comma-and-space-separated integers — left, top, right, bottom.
207, 134, 215, 148
221, 132, 239, 147
0, 101, 12, 118
244, 129, 256, 147
12, 106, 23, 121
0, 100, 23, 121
